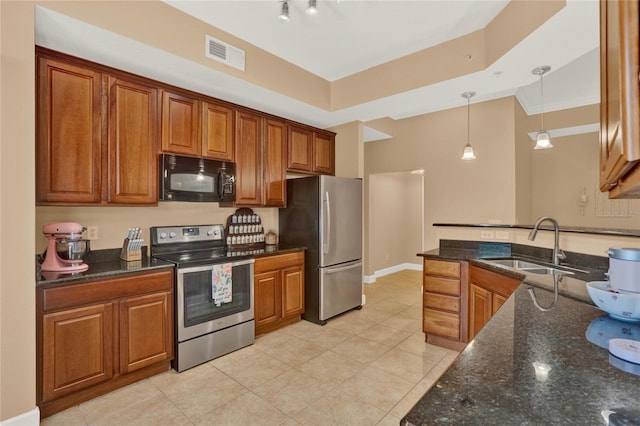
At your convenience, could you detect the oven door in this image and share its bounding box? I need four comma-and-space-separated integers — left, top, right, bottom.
176, 258, 254, 342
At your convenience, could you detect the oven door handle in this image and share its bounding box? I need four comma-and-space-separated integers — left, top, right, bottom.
176, 258, 255, 274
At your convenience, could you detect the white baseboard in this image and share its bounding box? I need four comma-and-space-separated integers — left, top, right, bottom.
1, 407, 40, 426
364, 262, 422, 284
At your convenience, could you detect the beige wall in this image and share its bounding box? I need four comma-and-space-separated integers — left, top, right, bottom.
514, 100, 533, 225
35, 205, 279, 253
365, 96, 518, 251
367, 173, 422, 275
531, 132, 640, 228
1, 1, 37, 421
435, 226, 640, 258
330, 121, 364, 179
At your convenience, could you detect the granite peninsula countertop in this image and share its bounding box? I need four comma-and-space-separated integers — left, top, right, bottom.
402, 284, 640, 425
405, 241, 640, 425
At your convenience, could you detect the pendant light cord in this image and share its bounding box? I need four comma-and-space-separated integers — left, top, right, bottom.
540, 73, 545, 130
467, 96, 471, 145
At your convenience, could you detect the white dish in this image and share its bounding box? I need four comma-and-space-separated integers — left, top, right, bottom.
585, 315, 640, 349
586, 281, 640, 323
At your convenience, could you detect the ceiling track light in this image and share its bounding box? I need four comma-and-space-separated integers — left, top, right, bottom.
532, 65, 553, 150
306, 0, 318, 15
279, 1, 290, 22
461, 91, 477, 161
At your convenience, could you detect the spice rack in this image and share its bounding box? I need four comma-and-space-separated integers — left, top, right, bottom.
225, 208, 265, 249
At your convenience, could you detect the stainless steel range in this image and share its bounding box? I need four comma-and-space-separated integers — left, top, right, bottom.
150, 224, 254, 372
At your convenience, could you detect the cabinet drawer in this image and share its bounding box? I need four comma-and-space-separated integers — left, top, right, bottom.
423, 276, 460, 296
424, 292, 459, 313
424, 259, 460, 278
42, 269, 174, 312
255, 251, 304, 273
423, 308, 460, 340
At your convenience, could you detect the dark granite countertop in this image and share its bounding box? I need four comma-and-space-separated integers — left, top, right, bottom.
402, 284, 640, 425
36, 245, 306, 287
406, 240, 639, 424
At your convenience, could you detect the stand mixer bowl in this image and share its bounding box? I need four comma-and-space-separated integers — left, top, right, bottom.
56, 239, 90, 263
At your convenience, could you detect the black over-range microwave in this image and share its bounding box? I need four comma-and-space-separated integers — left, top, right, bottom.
160, 154, 235, 203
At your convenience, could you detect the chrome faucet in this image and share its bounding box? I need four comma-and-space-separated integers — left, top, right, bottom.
528, 216, 566, 265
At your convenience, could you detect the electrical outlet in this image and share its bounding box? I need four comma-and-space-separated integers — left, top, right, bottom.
480, 231, 494, 239
495, 231, 509, 240
86, 226, 99, 240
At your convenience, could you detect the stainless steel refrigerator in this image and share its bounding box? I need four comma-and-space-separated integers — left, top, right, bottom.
279, 175, 363, 325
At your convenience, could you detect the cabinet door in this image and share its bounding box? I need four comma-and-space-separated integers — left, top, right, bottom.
599, 0, 640, 194
255, 271, 281, 330
282, 265, 304, 317
312, 132, 335, 175
36, 56, 102, 204
287, 125, 313, 172
119, 291, 173, 374
235, 111, 262, 205
42, 303, 113, 402
161, 91, 201, 156
468, 284, 492, 341
263, 118, 287, 207
202, 102, 234, 161
107, 76, 158, 204
492, 293, 508, 315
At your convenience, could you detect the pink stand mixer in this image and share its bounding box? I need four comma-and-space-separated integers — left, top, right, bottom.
41, 222, 89, 273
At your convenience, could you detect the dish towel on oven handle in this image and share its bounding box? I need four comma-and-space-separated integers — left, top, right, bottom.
212, 263, 233, 306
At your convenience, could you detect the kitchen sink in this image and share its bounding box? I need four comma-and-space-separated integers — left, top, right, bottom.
483, 258, 578, 275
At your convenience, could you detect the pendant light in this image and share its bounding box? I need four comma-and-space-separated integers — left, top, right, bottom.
461, 91, 477, 160
532, 65, 553, 150
279, 1, 290, 22
306, 0, 318, 15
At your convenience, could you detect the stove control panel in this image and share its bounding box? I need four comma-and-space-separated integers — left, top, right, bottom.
151, 224, 224, 244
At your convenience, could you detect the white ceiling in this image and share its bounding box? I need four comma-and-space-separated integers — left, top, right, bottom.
35, 1, 600, 136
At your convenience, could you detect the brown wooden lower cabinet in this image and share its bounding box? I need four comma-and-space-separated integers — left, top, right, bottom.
254, 251, 305, 335
468, 265, 521, 341
422, 258, 468, 351
37, 268, 174, 419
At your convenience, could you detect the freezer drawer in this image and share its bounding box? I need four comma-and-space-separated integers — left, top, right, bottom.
319, 260, 363, 321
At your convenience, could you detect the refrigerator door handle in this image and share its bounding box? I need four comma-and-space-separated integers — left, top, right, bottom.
323, 191, 331, 254
325, 261, 362, 274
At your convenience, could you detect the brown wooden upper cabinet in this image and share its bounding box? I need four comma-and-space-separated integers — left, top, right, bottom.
202, 102, 234, 161
107, 76, 158, 204
599, 0, 640, 198
234, 111, 263, 206
36, 51, 158, 205
313, 131, 335, 175
234, 112, 287, 207
287, 123, 335, 175
262, 118, 287, 207
160, 91, 201, 156
160, 92, 235, 162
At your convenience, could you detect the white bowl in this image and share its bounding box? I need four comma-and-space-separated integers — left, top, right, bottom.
586, 281, 640, 322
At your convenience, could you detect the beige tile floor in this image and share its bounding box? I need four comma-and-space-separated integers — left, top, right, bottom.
41, 270, 459, 426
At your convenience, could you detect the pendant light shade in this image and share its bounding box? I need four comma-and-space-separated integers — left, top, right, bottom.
279, 1, 290, 22
306, 0, 318, 15
534, 130, 552, 150
461, 91, 477, 160
532, 65, 553, 150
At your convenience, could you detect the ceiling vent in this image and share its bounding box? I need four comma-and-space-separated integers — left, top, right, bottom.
205, 35, 245, 71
